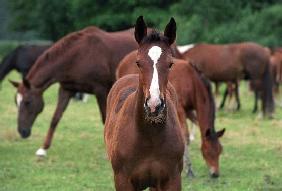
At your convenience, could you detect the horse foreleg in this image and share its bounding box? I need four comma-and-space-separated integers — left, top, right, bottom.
96, 88, 109, 124
177, 108, 194, 178
219, 85, 229, 109
253, 91, 259, 113
36, 86, 74, 157
184, 143, 194, 178
214, 82, 220, 96
235, 81, 241, 110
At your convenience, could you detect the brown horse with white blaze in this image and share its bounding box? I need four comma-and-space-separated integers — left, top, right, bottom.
117, 53, 225, 177
11, 26, 138, 157
182, 43, 274, 117
105, 17, 185, 190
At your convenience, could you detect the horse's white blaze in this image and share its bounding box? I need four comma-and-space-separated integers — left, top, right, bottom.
147, 46, 162, 112
16, 93, 23, 107
177, 44, 194, 53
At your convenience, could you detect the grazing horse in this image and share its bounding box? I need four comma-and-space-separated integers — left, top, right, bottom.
105, 17, 185, 191
178, 44, 241, 110
11, 26, 138, 157
182, 43, 274, 117
0, 45, 50, 81
117, 52, 225, 177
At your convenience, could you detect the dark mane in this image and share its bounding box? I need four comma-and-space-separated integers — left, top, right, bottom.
190, 61, 217, 139
269, 46, 282, 54
141, 30, 169, 44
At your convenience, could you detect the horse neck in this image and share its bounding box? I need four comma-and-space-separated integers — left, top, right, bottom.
0, 51, 16, 82
194, 77, 215, 138
26, 58, 59, 92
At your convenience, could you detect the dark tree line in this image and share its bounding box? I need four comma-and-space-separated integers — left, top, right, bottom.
5, 0, 282, 45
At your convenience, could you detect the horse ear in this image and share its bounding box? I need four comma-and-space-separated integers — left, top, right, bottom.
164, 17, 176, 45
205, 128, 212, 138
9, 80, 20, 88
23, 78, 30, 89
216, 128, 225, 138
135, 16, 147, 44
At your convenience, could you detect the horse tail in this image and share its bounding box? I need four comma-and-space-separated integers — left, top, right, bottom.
262, 63, 274, 117
0, 47, 18, 82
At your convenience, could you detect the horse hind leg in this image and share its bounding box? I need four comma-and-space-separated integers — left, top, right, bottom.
36, 86, 74, 157
253, 91, 259, 113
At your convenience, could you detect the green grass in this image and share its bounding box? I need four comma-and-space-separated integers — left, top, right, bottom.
0, 71, 282, 191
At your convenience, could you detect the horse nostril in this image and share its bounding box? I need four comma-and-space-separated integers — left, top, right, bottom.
210, 172, 219, 178
155, 98, 165, 113
144, 98, 149, 107
211, 173, 219, 178
209, 167, 219, 178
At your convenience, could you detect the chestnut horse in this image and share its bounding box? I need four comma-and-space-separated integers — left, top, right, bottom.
105, 17, 185, 190
11, 26, 138, 157
178, 45, 241, 110
117, 52, 225, 177
182, 43, 274, 117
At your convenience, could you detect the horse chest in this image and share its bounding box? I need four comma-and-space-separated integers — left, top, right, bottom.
113, 128, 183, 172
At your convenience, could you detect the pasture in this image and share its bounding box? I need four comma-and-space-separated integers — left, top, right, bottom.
1, 70, 282, 190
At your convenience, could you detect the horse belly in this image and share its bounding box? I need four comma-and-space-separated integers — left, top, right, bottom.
206, 65, 243, 82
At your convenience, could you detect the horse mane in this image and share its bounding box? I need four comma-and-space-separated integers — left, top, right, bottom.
190, 61, 217, 139
269, 47, 282, 54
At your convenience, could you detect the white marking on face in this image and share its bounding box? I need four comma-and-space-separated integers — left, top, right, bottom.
177, 44, 194, 53
16, 93, 23, 107
147, 46, 162, 112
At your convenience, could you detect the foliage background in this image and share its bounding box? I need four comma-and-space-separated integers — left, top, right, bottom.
1, 1, 282, 190
0, 0, 281, 46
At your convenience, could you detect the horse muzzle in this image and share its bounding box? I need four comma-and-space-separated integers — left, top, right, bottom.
209, 167, 220, 178
144, 97, 166, 117
18, 128, 31, 138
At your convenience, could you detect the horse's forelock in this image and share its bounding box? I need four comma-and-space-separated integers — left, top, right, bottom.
141, 30, 169, 45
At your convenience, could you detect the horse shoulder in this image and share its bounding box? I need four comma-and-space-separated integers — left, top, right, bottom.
105, 75, 138, 162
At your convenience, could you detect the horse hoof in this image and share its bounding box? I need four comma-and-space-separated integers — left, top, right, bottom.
189, 135, 195, 141
187, 169, 195, 178
36, 148, 47, 157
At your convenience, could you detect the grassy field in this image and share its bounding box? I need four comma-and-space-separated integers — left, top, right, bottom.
0, 70, 282, 191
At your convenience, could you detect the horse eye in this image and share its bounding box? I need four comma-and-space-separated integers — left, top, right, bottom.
169, 62, 174, 69
24, 100, 31, 105
136, 61, 140, 67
